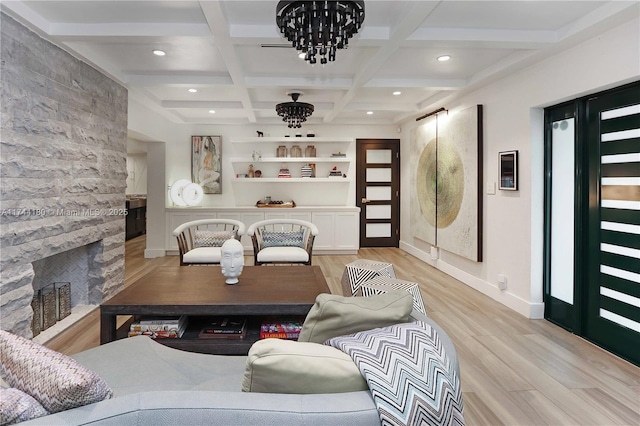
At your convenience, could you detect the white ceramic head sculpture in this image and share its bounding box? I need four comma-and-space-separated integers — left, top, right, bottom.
220, 238, 244, 284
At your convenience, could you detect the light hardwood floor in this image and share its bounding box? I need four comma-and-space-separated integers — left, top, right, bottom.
46, 236, 640, 425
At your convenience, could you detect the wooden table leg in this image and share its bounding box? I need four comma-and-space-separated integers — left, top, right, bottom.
100, 307, 116, 344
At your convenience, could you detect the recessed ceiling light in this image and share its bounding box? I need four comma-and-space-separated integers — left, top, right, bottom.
188, 88, 198, 93
152, 49, 166, 56
393, 91, 401, 96
437, 55, 451, 62
209, 110, 216, 114
366, 111, 373, 115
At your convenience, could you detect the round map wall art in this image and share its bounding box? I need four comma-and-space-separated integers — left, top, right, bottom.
416, 137, 464, 228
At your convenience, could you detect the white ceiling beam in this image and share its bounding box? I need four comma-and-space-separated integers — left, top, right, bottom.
128, 87, 187, 124
409, 28, 557, 44
365, 78, 466, 90
346, 102, 418, 112
229, 24, 390, 42
556, 1, 639, 41
162, 101, 244, 109
49, 23, 211, 38
199, 0, 256, 123
252, 102, 334, 110
245, 76, 353, 88
229, 24, 280, 39
181, 117, 250, 124
324, 1, 442, 123
0, 1, 51, 36
126, 74, 233, 86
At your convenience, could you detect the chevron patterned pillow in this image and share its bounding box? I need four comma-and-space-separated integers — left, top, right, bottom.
326, 321, 465, 426
194, 229, 237, 247
0, 330, 113, 413
261, 230, 304, 248
0, 388, 49, 424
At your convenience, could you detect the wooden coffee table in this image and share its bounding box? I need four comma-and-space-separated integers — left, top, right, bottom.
100, 265, 330, 354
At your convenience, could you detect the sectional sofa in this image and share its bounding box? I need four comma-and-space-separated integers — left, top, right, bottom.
2, 292, 461, 425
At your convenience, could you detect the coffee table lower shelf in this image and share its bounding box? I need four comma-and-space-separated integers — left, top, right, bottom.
116, 316, 293, 355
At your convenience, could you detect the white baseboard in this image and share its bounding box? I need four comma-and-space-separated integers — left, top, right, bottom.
144, 249, 166, 258
399, 241, 544, 319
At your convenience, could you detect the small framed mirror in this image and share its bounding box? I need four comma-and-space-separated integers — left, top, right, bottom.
499, 150, 518, 191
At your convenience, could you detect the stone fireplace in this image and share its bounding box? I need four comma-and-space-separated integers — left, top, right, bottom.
0, 13, 128, 339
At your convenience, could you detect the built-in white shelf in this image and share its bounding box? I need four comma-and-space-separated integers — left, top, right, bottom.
231, 177, 351, 183
231, 137, 354, 144
230, 157, 350, 163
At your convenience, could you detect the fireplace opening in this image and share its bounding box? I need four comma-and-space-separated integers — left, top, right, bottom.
30, 240, 104, 343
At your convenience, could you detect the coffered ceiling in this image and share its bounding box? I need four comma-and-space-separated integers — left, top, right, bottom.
2, 1, 638, 126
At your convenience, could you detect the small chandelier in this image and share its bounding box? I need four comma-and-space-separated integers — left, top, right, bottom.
276, 1, 365, 65
276, 92, 314, 128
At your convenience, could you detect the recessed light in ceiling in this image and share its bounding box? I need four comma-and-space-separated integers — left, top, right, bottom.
437, 55, 451, 62
366, 111, 373, 115
393, 91, 401, 96
209, 110, 216, 114
152, 49, 166, 56
188, 88, 198, 93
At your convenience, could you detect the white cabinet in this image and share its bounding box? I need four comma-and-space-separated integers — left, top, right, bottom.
264, 211, 312, 222
311, 212, 335, 251
334, 212, 359, 250
312, 211, 359, 252
165, 207, 359, 255
217, 211, 264, 251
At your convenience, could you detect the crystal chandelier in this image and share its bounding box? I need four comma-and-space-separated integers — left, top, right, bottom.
276, 92, 314, 128
276, 1, 365, 65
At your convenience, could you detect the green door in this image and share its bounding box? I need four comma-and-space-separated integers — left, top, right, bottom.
584, 85, 640, 365
543, 103, 582, 332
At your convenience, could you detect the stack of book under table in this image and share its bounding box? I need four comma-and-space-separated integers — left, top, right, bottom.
259, 317, 304, 340
128, 315, 187, 339
198, 317, 248, 339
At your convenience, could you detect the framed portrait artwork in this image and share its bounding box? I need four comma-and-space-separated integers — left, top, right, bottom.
192, 136, 222, 194
499, 150, 518, 190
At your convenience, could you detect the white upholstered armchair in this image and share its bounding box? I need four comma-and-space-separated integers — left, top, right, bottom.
172, 219, 245, 265
247, 219, 319, 266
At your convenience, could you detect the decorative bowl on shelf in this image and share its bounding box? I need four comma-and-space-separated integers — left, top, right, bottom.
256, 200, 296, 208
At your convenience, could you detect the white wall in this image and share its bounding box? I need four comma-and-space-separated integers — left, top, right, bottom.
399, 18, 640, 318
126, 153, 147, 195
127, 18, 638, 315
127, 97, 399, 256
164, 124, 398, 207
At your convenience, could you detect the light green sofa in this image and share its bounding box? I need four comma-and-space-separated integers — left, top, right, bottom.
20, 309, 457, 425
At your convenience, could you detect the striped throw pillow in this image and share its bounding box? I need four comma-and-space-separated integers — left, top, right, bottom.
0, 330, 112, 413
0, 388, 49, 424
261, 230, 304, 248
194, 229, 237, 248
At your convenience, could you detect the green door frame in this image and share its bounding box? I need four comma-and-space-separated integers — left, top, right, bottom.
543, 101, 587, 333
544, 80, 640, 366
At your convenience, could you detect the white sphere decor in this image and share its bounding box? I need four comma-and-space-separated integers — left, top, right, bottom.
182, 183, 204, 206
169, 179, 191, 207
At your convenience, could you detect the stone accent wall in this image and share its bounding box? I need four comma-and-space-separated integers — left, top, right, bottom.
0, 13, 128, 337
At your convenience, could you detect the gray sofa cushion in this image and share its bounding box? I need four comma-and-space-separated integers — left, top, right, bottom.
72, 336, 247, 396
21, 390, 381, 426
